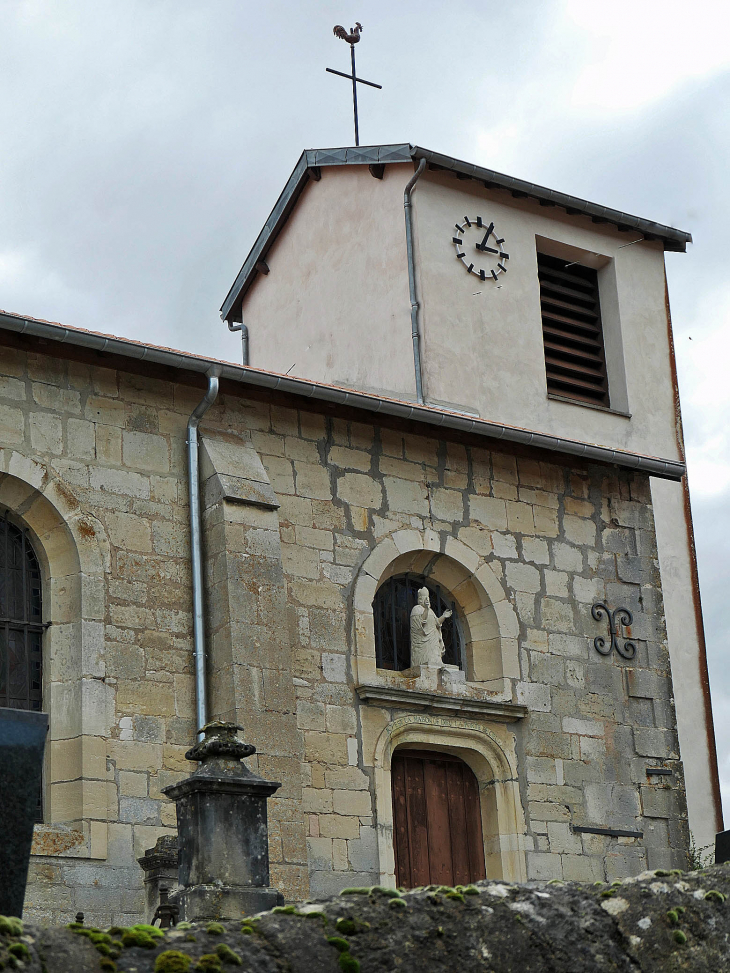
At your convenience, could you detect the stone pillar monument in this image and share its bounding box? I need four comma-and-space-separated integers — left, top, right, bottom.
162, 721, 282, 920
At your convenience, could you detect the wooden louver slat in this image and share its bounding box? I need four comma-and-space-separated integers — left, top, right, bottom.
538, 252, 609, 407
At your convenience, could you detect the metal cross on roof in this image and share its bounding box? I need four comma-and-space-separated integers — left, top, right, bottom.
327, 23, 382, 147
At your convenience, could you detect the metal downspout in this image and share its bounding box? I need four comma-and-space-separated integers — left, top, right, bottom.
404, 157, 427, 405
227, 320, 249, 366
187, 367, 221, 733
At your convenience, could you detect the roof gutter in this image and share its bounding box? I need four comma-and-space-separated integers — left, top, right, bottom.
0, 310, 686, 482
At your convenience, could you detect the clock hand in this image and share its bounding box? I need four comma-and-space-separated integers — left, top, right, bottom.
475, 221, 494, 251
477, 245, 499, 254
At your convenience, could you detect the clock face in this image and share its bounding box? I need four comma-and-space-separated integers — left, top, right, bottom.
452, 217, 509, 281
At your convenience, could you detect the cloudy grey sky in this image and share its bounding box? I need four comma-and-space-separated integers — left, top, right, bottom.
1, 1, 728, 821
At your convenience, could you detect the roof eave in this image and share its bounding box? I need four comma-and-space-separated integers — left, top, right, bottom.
0, 309, 686, 482
220, 143, 692, 322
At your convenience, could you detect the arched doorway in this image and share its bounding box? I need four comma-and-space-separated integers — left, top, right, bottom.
391, 749, 486, 887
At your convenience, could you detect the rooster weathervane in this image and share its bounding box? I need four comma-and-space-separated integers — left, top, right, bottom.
326, 22, 382, 146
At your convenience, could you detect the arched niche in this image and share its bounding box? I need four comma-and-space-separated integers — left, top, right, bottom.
0, 452, 111, 858
352, 529, 519, 691
372, 715, 527, 885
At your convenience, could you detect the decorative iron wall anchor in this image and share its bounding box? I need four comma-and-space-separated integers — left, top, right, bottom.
591, 602, 636, 659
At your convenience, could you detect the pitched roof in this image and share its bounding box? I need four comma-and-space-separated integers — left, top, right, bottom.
0, 307, 685, 481
220, 143, 692, 323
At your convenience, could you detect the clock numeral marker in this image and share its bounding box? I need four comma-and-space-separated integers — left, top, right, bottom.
498, 263, 507, 273
452, 237, 463, 245
480, 269, 486, 281
454, 223, 464, 233
456, 252, 465, 260
499, 252, 510, 261
464, 216, 471, 227
491, 269, 499, 281
467, 263, 474, 274
495, 237, 505, 244
476, 216, 483, 227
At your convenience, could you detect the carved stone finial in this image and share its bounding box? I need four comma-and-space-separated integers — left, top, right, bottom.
185, 721, 256, 764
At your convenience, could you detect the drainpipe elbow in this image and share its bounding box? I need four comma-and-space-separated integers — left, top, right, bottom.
226, 319, 249, 366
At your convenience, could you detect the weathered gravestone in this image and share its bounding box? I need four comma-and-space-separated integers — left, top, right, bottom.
0, 706, 48, 918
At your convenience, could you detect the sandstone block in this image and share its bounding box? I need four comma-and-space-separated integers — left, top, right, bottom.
302, 788, 334, 813
297, 701, 326, 731
522, 537, 549, 564
332, 789, 372, 816
527, 852, 563, 880
90, 466, 150, 498
322, 652, 347, 683
325, 766, 369, 791
30, 412, 63, 454
430, 488, 464, 522
541, 598, 575, 632
119, 771, 148, 798
67, 418, 96, 459
329, 446, 371, 472
85, 395, 125, 426
544, 570, 568, 598
337, 472, 383, 509
506, 501, 534, 534
547, 821, 582, 854
106, 511, 153, 552
551, 542, 584, 573
533, 506, 559, 536
295, 462, 332, 500
384, 476, 429, 516
516, 682, 551, 712
634, 727, 675, 758
325, 704, 357, 734
506, 561, 541, 593
304, 731, 349, 765
470, 495, 508, 530
306, 836, 333, 870
318, 814, 362, 840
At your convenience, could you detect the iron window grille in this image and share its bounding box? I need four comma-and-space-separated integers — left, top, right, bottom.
373, 574, 465, 672
0, 512, 46, 822
538, 252, 610, 407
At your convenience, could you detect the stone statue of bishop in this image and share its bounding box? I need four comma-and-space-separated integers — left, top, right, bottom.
410, 587, 452, 668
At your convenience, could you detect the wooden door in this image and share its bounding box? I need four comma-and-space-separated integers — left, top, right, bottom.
391, 749, 486, 888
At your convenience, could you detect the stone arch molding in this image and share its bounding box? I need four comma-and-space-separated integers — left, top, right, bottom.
371, 714, 528, 885
0, 450, 111, 858
352, 528, 519, 691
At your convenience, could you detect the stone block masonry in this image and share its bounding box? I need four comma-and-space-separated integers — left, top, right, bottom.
0, 343, 688, 924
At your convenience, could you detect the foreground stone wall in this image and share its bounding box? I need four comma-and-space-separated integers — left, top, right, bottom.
9, 864, 730, 973
0, 342, 688, 924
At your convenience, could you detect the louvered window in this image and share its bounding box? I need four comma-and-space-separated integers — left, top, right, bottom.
538, 252, 609, 407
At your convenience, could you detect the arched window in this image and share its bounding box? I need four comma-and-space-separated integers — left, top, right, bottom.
0, 513, 44, 820
373, 574, 464, 672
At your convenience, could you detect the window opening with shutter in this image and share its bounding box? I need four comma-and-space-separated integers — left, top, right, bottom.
538, 251, 610, 407
373, 574, 464, 672
0, 512, 45, 822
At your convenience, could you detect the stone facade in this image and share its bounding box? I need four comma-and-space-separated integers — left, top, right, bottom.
2, 339, 688, 925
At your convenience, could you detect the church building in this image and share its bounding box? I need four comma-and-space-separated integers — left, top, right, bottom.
2, 143, 720, 924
